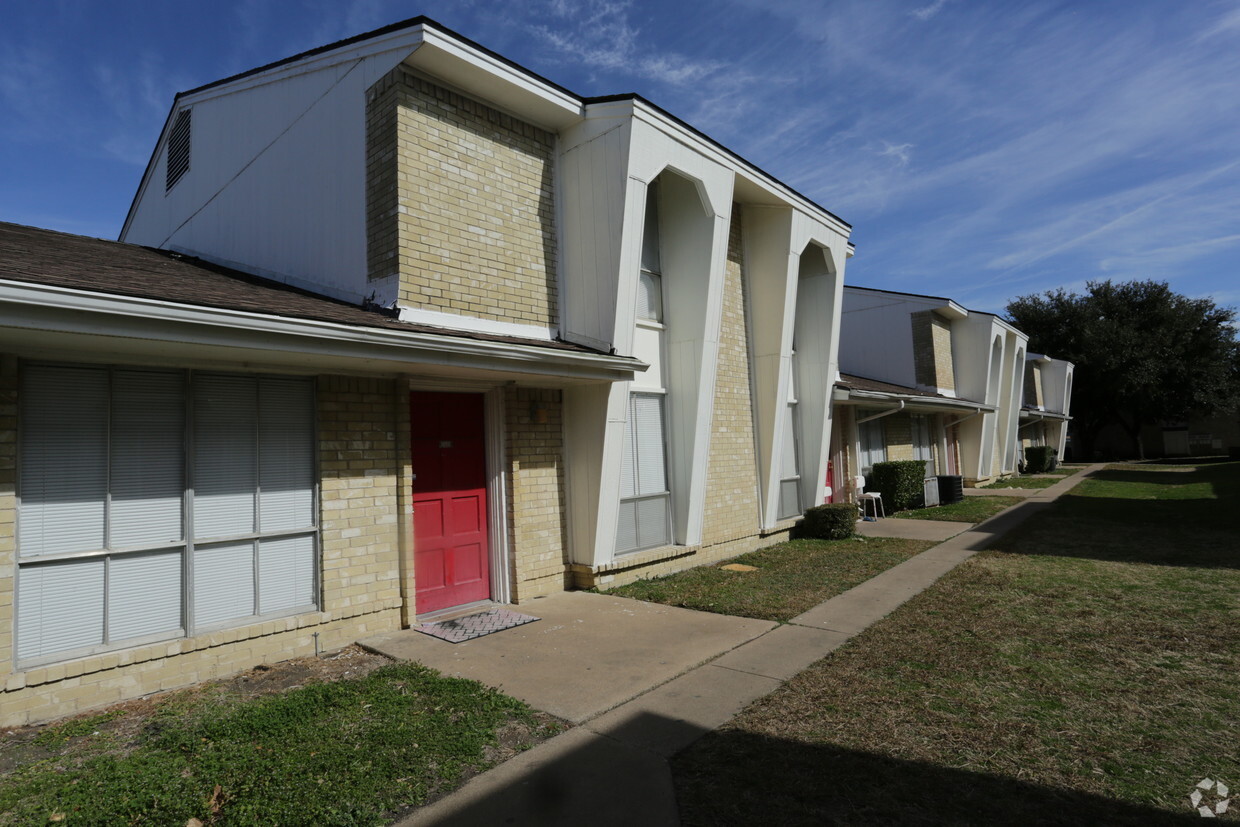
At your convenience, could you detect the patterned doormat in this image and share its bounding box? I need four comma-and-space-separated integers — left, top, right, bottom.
416, 607, 540, 643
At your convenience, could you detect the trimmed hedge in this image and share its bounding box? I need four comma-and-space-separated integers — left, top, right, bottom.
1024, 445, 1057, 474
801, 503, 857, 540
870, 460, 927, 511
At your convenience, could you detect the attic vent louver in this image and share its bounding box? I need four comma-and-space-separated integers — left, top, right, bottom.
165, 108, 192, 192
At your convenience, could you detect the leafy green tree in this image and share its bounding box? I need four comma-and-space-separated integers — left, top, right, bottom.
1007, 280, 1239, 458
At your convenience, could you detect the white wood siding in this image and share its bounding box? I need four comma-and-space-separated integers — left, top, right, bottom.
123, 42, 418, 305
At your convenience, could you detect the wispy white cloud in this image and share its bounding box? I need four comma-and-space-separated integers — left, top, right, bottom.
527, 0, 733, 87
911, 0, 951, 21
878, 141, 913, 166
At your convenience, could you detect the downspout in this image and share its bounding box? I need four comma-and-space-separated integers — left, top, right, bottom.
943, 407, 984, 429
856, 400, 905, 424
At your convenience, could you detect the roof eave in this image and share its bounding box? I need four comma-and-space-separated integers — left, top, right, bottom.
0, 279, 645, 383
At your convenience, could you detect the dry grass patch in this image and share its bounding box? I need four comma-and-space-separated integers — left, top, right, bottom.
607, 537, 935, 622
674, 461, 1239, 824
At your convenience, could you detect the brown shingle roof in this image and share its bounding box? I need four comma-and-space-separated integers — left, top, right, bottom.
0, 222, 597, 353
837, 373, 987, 407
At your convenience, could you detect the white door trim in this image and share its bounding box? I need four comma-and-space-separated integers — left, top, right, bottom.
406, 379, 512, 606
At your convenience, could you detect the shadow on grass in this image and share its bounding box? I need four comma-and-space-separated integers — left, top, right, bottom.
399, 710, 1198, 826
675, 729, 1201, 826
992, 463, 1239, 569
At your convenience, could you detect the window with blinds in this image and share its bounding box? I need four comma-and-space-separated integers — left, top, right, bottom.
637, 182, 663, 322
911, 414, 935, 478
16, 365, 317, 666
778, 402, 802, 520
858, 413, 888, 475
616, 393, 672, 554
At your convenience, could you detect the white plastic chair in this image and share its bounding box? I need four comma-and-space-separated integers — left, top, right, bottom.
855, 476, 885, 520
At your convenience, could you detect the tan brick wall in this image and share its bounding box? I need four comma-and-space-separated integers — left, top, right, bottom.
911, 311, 955, 392
317, 376, 404, 616
572, 526, 794, 590
1, 609, 400, 727
885, 414, 914, 461
701, 205, 761, 546
505, 387, 569, 600
367, 66, 558, 328
0, 369, 404, 727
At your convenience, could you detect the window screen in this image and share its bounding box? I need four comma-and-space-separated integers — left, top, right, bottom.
616, 393, 671, 554
858, 414, 887, 475
16, 365, 317, 665
778, 402, 802, 519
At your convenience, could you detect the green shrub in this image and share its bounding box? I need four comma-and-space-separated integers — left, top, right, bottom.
1024, 445, 1057, 474
801, 503, 857, 539
870, 460, 928, 511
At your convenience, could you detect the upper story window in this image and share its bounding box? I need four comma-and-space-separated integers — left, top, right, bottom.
636, 182, 663, 322
165, 108, 192, 193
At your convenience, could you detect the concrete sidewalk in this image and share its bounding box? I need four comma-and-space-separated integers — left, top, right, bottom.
393, 465, 1105, 825
363, 592, 775, 724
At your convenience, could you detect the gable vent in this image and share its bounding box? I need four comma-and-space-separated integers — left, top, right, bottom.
165, 108, 192, 193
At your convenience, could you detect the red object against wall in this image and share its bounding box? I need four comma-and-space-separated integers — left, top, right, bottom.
825, 459, 835, 503
410, 391, 490, 614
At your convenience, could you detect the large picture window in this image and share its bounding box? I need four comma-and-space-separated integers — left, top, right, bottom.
16, 365, 317, 666
616, 393, 672, 554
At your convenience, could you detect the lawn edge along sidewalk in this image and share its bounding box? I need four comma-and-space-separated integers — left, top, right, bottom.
398, 465, 1107, 827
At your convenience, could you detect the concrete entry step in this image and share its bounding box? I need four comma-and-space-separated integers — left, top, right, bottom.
361, 590, 776, 724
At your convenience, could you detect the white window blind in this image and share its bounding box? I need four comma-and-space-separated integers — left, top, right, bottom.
109, 550, 183, 641
16, 560, 105, 662
193, 375, 257, 540
259, 535, 316, 614
859, 414, 887, 475
17, 365, 317, 666
193, 542, 256, 628
779, 403, 802, 519
616, 393, 671, 554
259, 379, 315, 533
111, 370, 185, 548
912, 415, 935, 478
18, 366, 108, 557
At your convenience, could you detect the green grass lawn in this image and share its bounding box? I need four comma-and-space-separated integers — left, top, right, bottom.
673, 460, 1239, 824
893, 495, 1023, 522
0, 661, 561, 826
607, 537, 935, 622
985, 475, 1062, 489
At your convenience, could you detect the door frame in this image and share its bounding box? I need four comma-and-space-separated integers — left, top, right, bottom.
406, 379, 511, 608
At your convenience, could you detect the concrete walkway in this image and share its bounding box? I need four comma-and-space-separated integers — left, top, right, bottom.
391, 465, 1105, 826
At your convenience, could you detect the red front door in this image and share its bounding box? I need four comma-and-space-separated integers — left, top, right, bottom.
411, 391, 490, 614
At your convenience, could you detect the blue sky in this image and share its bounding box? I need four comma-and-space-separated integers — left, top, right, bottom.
2, 0, 1238, 314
